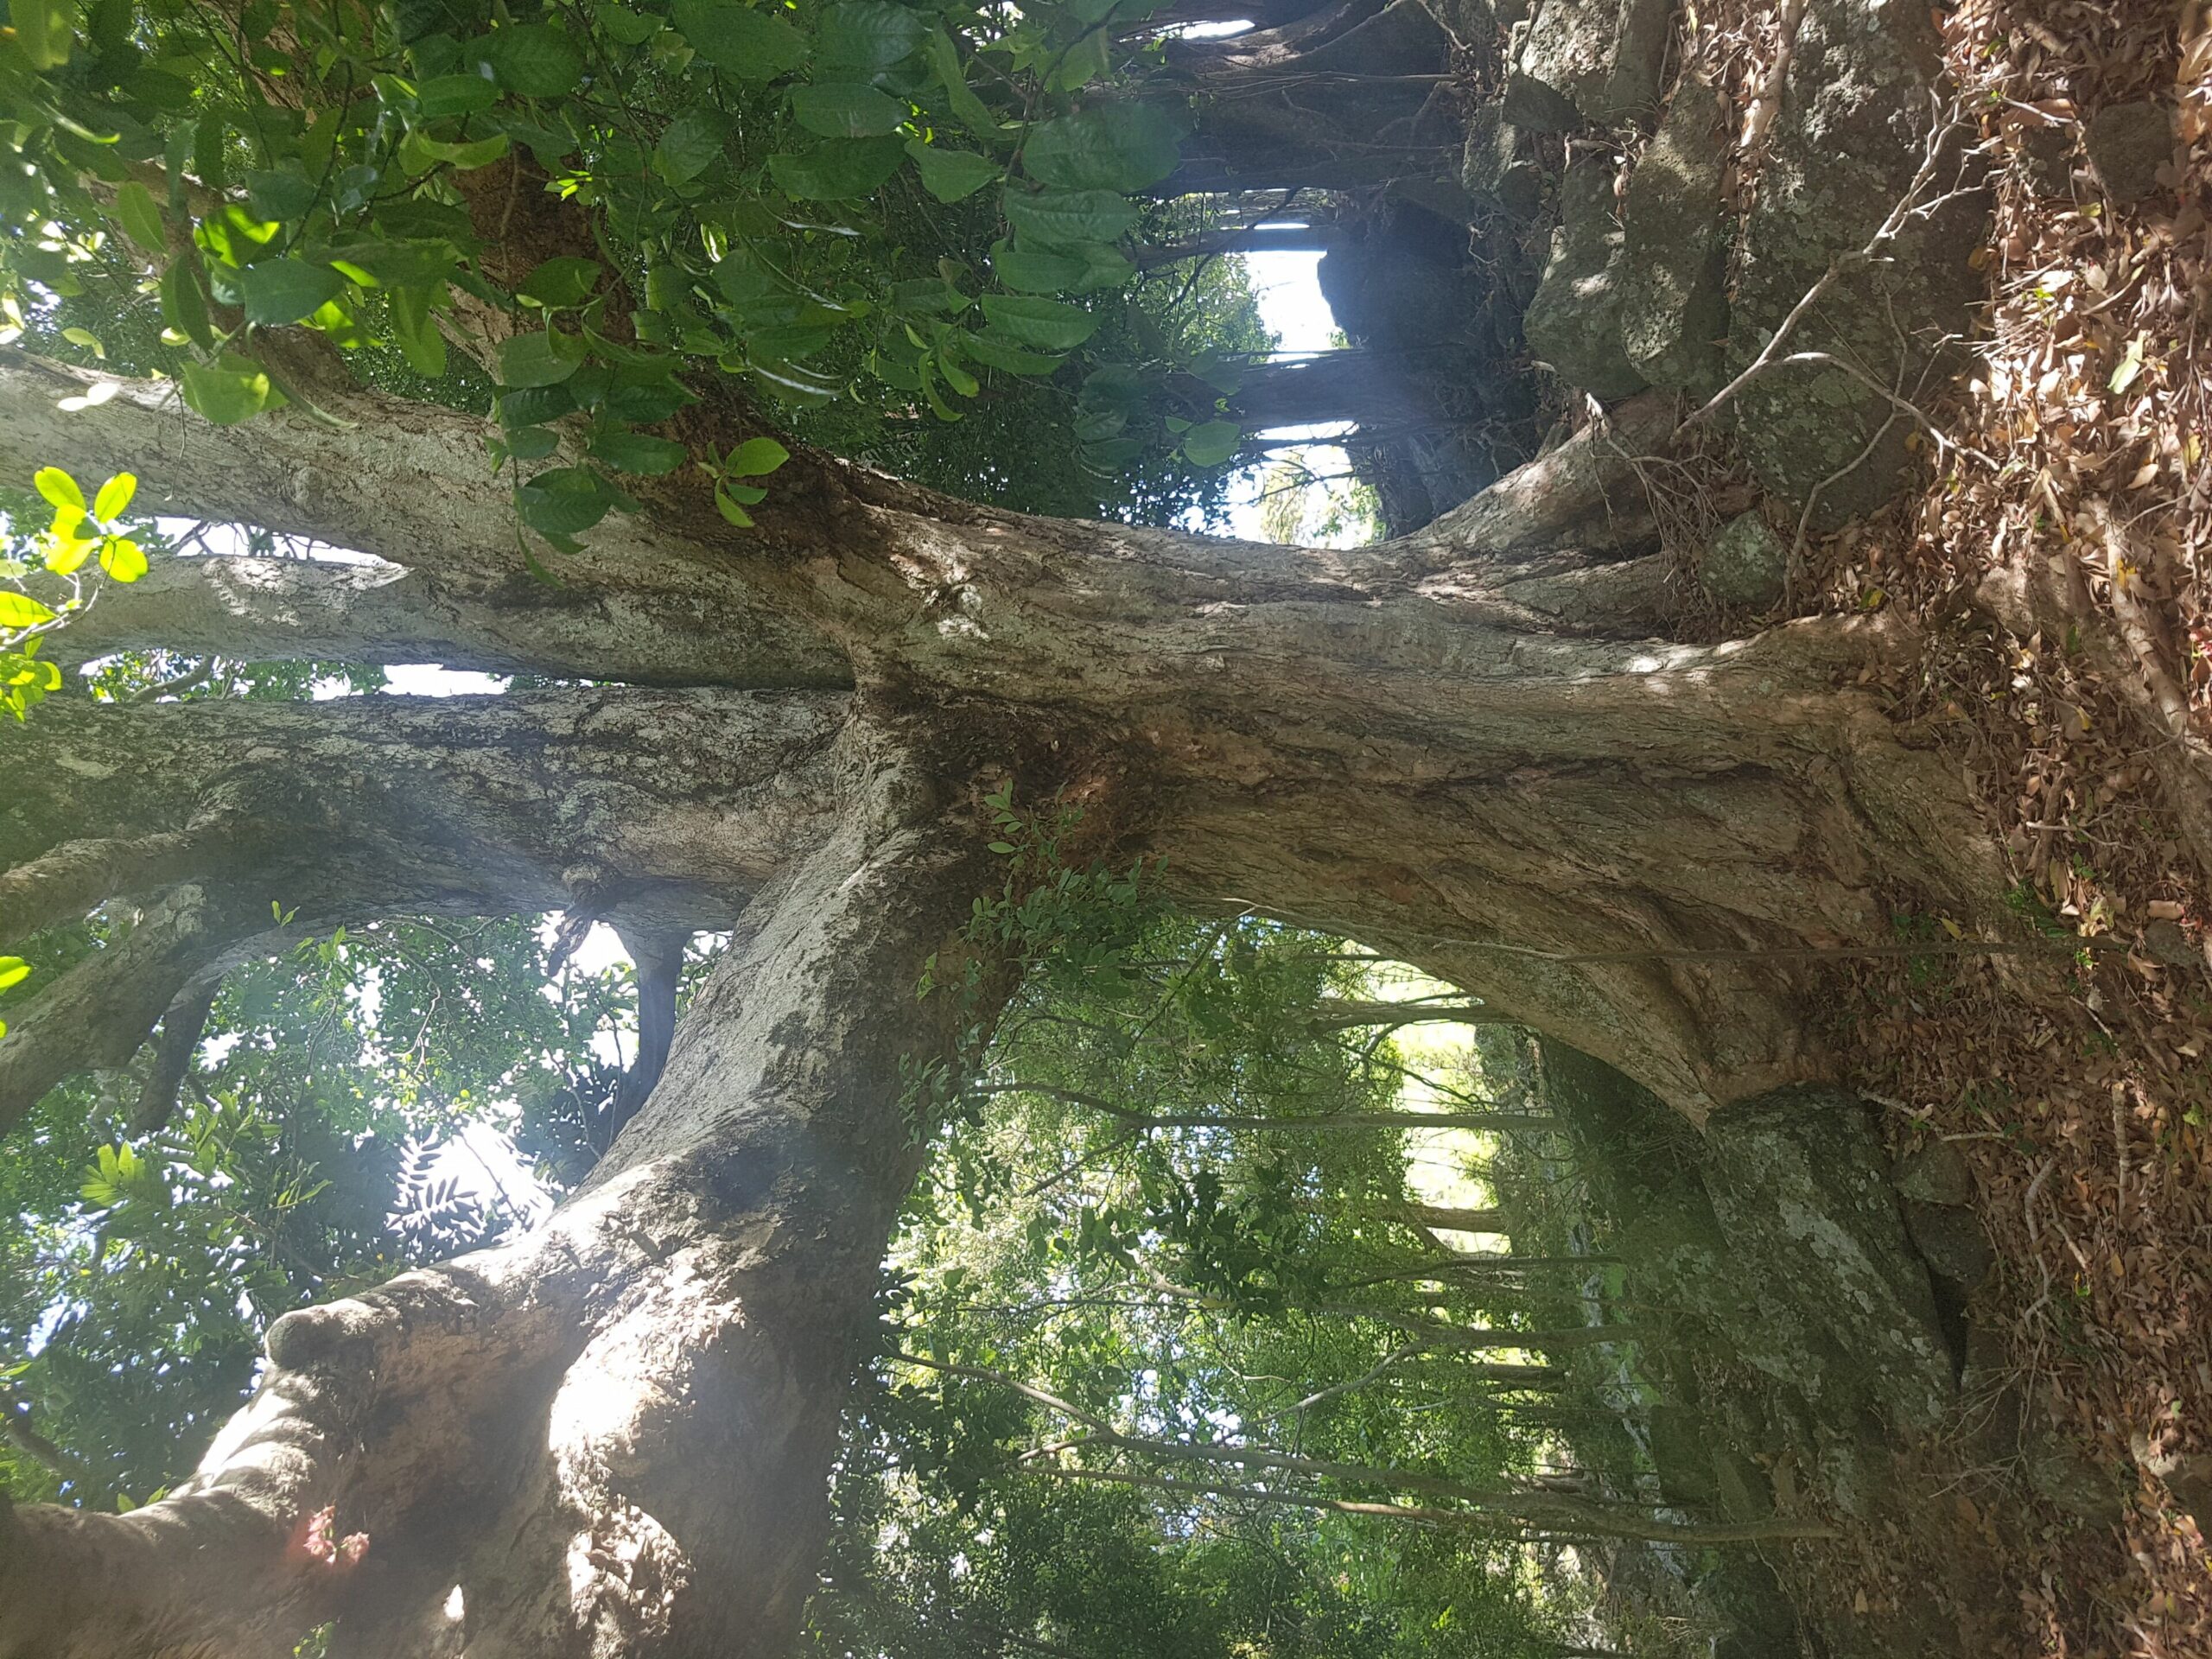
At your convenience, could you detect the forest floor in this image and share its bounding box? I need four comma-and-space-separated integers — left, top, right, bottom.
1757, 0, 2212, 1651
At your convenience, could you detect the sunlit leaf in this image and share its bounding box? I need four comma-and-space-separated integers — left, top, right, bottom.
92, 472, 137, 519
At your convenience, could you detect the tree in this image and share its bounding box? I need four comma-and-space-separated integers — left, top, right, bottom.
0, 0, 2010, 1651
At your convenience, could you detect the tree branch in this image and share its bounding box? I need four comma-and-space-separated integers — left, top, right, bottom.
0, 884, 272, 1136
130, 970, 225, 1135
0, 690, 849, 1134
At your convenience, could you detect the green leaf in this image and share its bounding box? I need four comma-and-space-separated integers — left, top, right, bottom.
747, 359, 842, 405
406, 130, 512, 169
159, 257, 215, 349
92, 472, 136, 519
44, 530, 92, 575
815, 1, 927, 73
475, 24, 584, 97
1181, 420, 1241, 467
961, 331, 1063, 376
2110, 335, 2145, 397
0, 593, 58, 627
990, 238, 1128, 295
604, 376, 696, 423
99, 537, 148, 582
768, 137, 908, 200
498, 385, 577, 427
390, 284, 448, 378
1003, 189, 1139, 250
599, 3, 661, 45
655, 108, 727, 184
413, 73, 501, 118
9, 0, 73, 69
0, 593, 58, 628
1023, 105, 1183, 192
671, 0, 805, 78
724, 436, 791, 476
978, 293, 1098, 351
517, 466, 613, 536
180, 357, 285, 424
992, 241, 1082, 293
113, 181, 167, 254
0, 957, 28, 992
791, 83, 908, 138
238, 257, 346, 327
714, 480, 755, 526
33, 467, 83, 513
244, 168, 318, 224
517, 256, 603, 309
499, 330, 584, 389
936, 350, 978, 397
589, 429, 689, 474
923, 28, 997, 140
1049, 27, 1111, 92
905, 141, 998, 202
324, 239, 459, 289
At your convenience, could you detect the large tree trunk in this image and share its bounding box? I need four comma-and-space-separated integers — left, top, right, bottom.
0, 324, 2011, 1652
0, 351, 2003, 1116
0, 719, 1003, 1658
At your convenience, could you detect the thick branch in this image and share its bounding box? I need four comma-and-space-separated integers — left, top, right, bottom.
130, 971, 225, 1135
607, 925, 687, 1133
0, 689, 846, 1130
0, 349, 848, 690
48, 554, 849, 690
0, 884, 274, 1137
0, 823, 240, 950
2, 688, 844, 925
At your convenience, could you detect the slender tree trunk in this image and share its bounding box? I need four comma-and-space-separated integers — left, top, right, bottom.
1131, 222, 1343, 268
1184, 351, 1433, 434
1160, 0, 1460, 194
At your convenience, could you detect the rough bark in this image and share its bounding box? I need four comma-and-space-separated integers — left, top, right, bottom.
0, 720, 1003, 1659
42, 552, 852, 690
